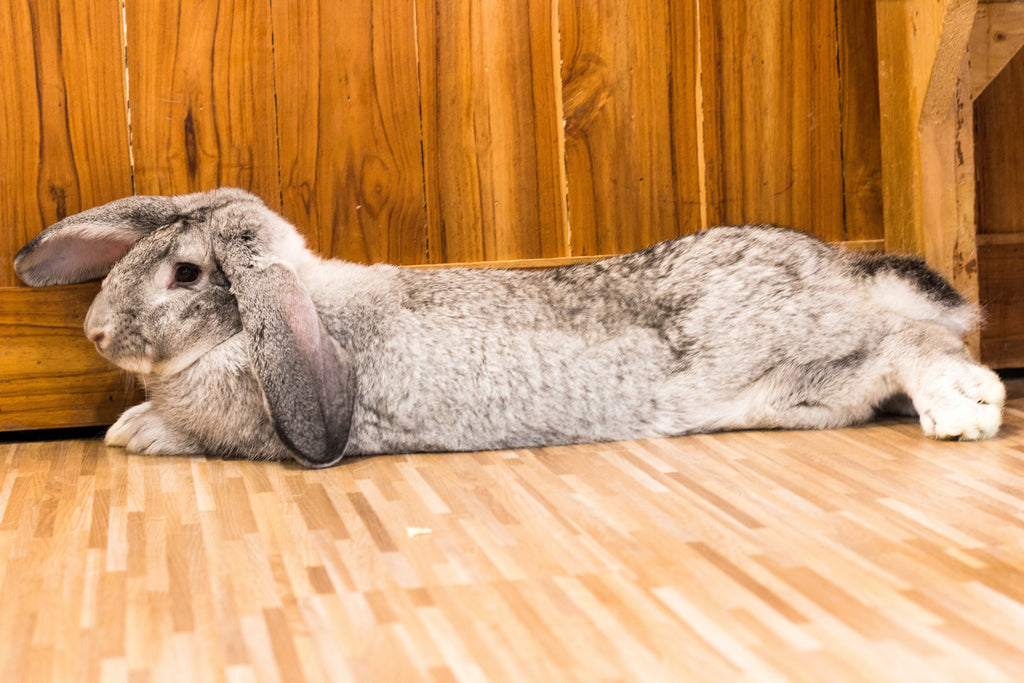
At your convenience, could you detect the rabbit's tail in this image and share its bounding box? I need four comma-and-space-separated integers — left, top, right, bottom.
853, 252, 979, 338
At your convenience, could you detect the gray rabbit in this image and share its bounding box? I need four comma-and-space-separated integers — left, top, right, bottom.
14, 188, 1005, 467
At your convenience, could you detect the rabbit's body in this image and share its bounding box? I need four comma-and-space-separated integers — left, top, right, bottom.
13, 189, 1005, 467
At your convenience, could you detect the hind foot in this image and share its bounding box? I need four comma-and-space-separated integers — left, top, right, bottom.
912, 362, 1005, 441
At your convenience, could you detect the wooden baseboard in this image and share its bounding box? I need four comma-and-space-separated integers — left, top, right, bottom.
412, 238, 885, 271
410, 254, 611, 270
0, 284, 143, 431
977, 231, 1024, 247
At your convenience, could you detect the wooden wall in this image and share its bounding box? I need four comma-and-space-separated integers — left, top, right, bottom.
1, 0, 885, 271
0, 0, 902, 430
976, 44, 1024, 368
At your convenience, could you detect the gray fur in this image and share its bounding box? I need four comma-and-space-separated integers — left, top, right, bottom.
13, 188, 1006, 467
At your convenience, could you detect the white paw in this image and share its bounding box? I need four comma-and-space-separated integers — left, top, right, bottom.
915, 363, 1005, 441
106, 402, 202, 455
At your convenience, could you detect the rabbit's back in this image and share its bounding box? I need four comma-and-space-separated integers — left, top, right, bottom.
307, 226, 971, 454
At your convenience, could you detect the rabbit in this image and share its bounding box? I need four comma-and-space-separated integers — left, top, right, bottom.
13, 187, 1005, 468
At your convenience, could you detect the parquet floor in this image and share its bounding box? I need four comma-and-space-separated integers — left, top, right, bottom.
1, 381, 1023, 682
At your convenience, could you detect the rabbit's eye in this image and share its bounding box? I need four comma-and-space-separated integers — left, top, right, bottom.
174, 263, 201, 285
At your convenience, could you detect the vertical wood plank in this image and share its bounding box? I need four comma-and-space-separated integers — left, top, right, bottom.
978, 244, 1024, 367
918, 3, 980, 321
125, 0, 280, 204
975, 46, 1024, 239
419, 0, 567, 264
0, 0, 132, 287
560, 0, 702, 255
875, 0, 979, 259
875, 0, 980, 355
919, 53, 979, 310
975, 45, 1024, 366
271, 0, 428, 264
699, 1, 845, 241
836, 0, 884, 242
874, 0, 924, 256
670, 1, 705, 236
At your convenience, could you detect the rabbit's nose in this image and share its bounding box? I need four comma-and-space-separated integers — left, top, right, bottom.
88, 330, 107, 348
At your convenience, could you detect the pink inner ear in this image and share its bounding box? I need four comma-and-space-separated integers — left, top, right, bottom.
66, 235, 133, 272
282, 285, 323, 355
19, 234, 134, 286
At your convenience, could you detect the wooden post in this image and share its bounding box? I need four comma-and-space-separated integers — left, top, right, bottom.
876, 0, 980, 353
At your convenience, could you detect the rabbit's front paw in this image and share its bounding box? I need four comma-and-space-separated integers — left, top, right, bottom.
914, 363, 1005, 441
106, 402, 203, 455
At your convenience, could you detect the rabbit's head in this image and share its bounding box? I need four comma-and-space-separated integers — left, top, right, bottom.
14, 188, 354, 467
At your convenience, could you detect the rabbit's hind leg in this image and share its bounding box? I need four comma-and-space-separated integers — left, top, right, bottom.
736, 354, 895, 433
660, 355, 894, 436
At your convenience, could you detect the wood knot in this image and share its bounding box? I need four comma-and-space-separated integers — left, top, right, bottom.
562, 53, 614, 137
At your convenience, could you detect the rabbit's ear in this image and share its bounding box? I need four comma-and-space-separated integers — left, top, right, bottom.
14, 196, 179, 286
228, 261, 355, 468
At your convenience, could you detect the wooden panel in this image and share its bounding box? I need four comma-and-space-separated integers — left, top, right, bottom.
979, 245, 1024, 366
2, 383, 1024, 678
7, 1, 1010, 433
418, 0, 567, 263
0, 0, 135, 431
0, 286, 140, 430
272, 0, 428, 264
410, 237, 883, 271
975, 45, 1024, 367
975, 46, 1024, 237
971, 2, 1024, 98
125, 0, 281, 203
875, 0, 983, 362
836, 0, 884, 242
560, 0, 702, 255
874, 0, 979, 262
699, 1, 845, 241
0, 0, 133, 287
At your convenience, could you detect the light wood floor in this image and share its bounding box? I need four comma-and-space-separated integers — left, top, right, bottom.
1, 381, 1023, 682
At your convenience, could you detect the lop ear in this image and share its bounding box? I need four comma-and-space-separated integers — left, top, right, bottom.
14, 196, 179, 286
226, 260, 355, 468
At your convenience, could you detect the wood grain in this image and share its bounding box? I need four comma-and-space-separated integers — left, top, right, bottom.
0, 286, 141, 430
1, 1, 1020, 437
699, 1, 846, 241
836, 0, 884, 242
406, 237, 884, 271
921, 53, 981, 353
1, 380, 1022, 680
0, 0, 132, 287
975, 45, 1024, 239
979, 245, 1024, 366
125, 0, 281, 201
272, 0, 428, 264
560, 0, 702, 255
875, 0, 979, 276
0, 0, 135, 430
971, 5, 1024, 366
970, 2, 1024, 98
418, 0, 567, 264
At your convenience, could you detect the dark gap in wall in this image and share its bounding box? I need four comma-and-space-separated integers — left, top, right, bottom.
267, 0, 286, 217
833, 0, 849, 243
0, 425, 108, 445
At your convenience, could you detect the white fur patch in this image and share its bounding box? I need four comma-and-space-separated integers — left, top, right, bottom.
870, 273, 977, 337
106, 402, 203, 454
